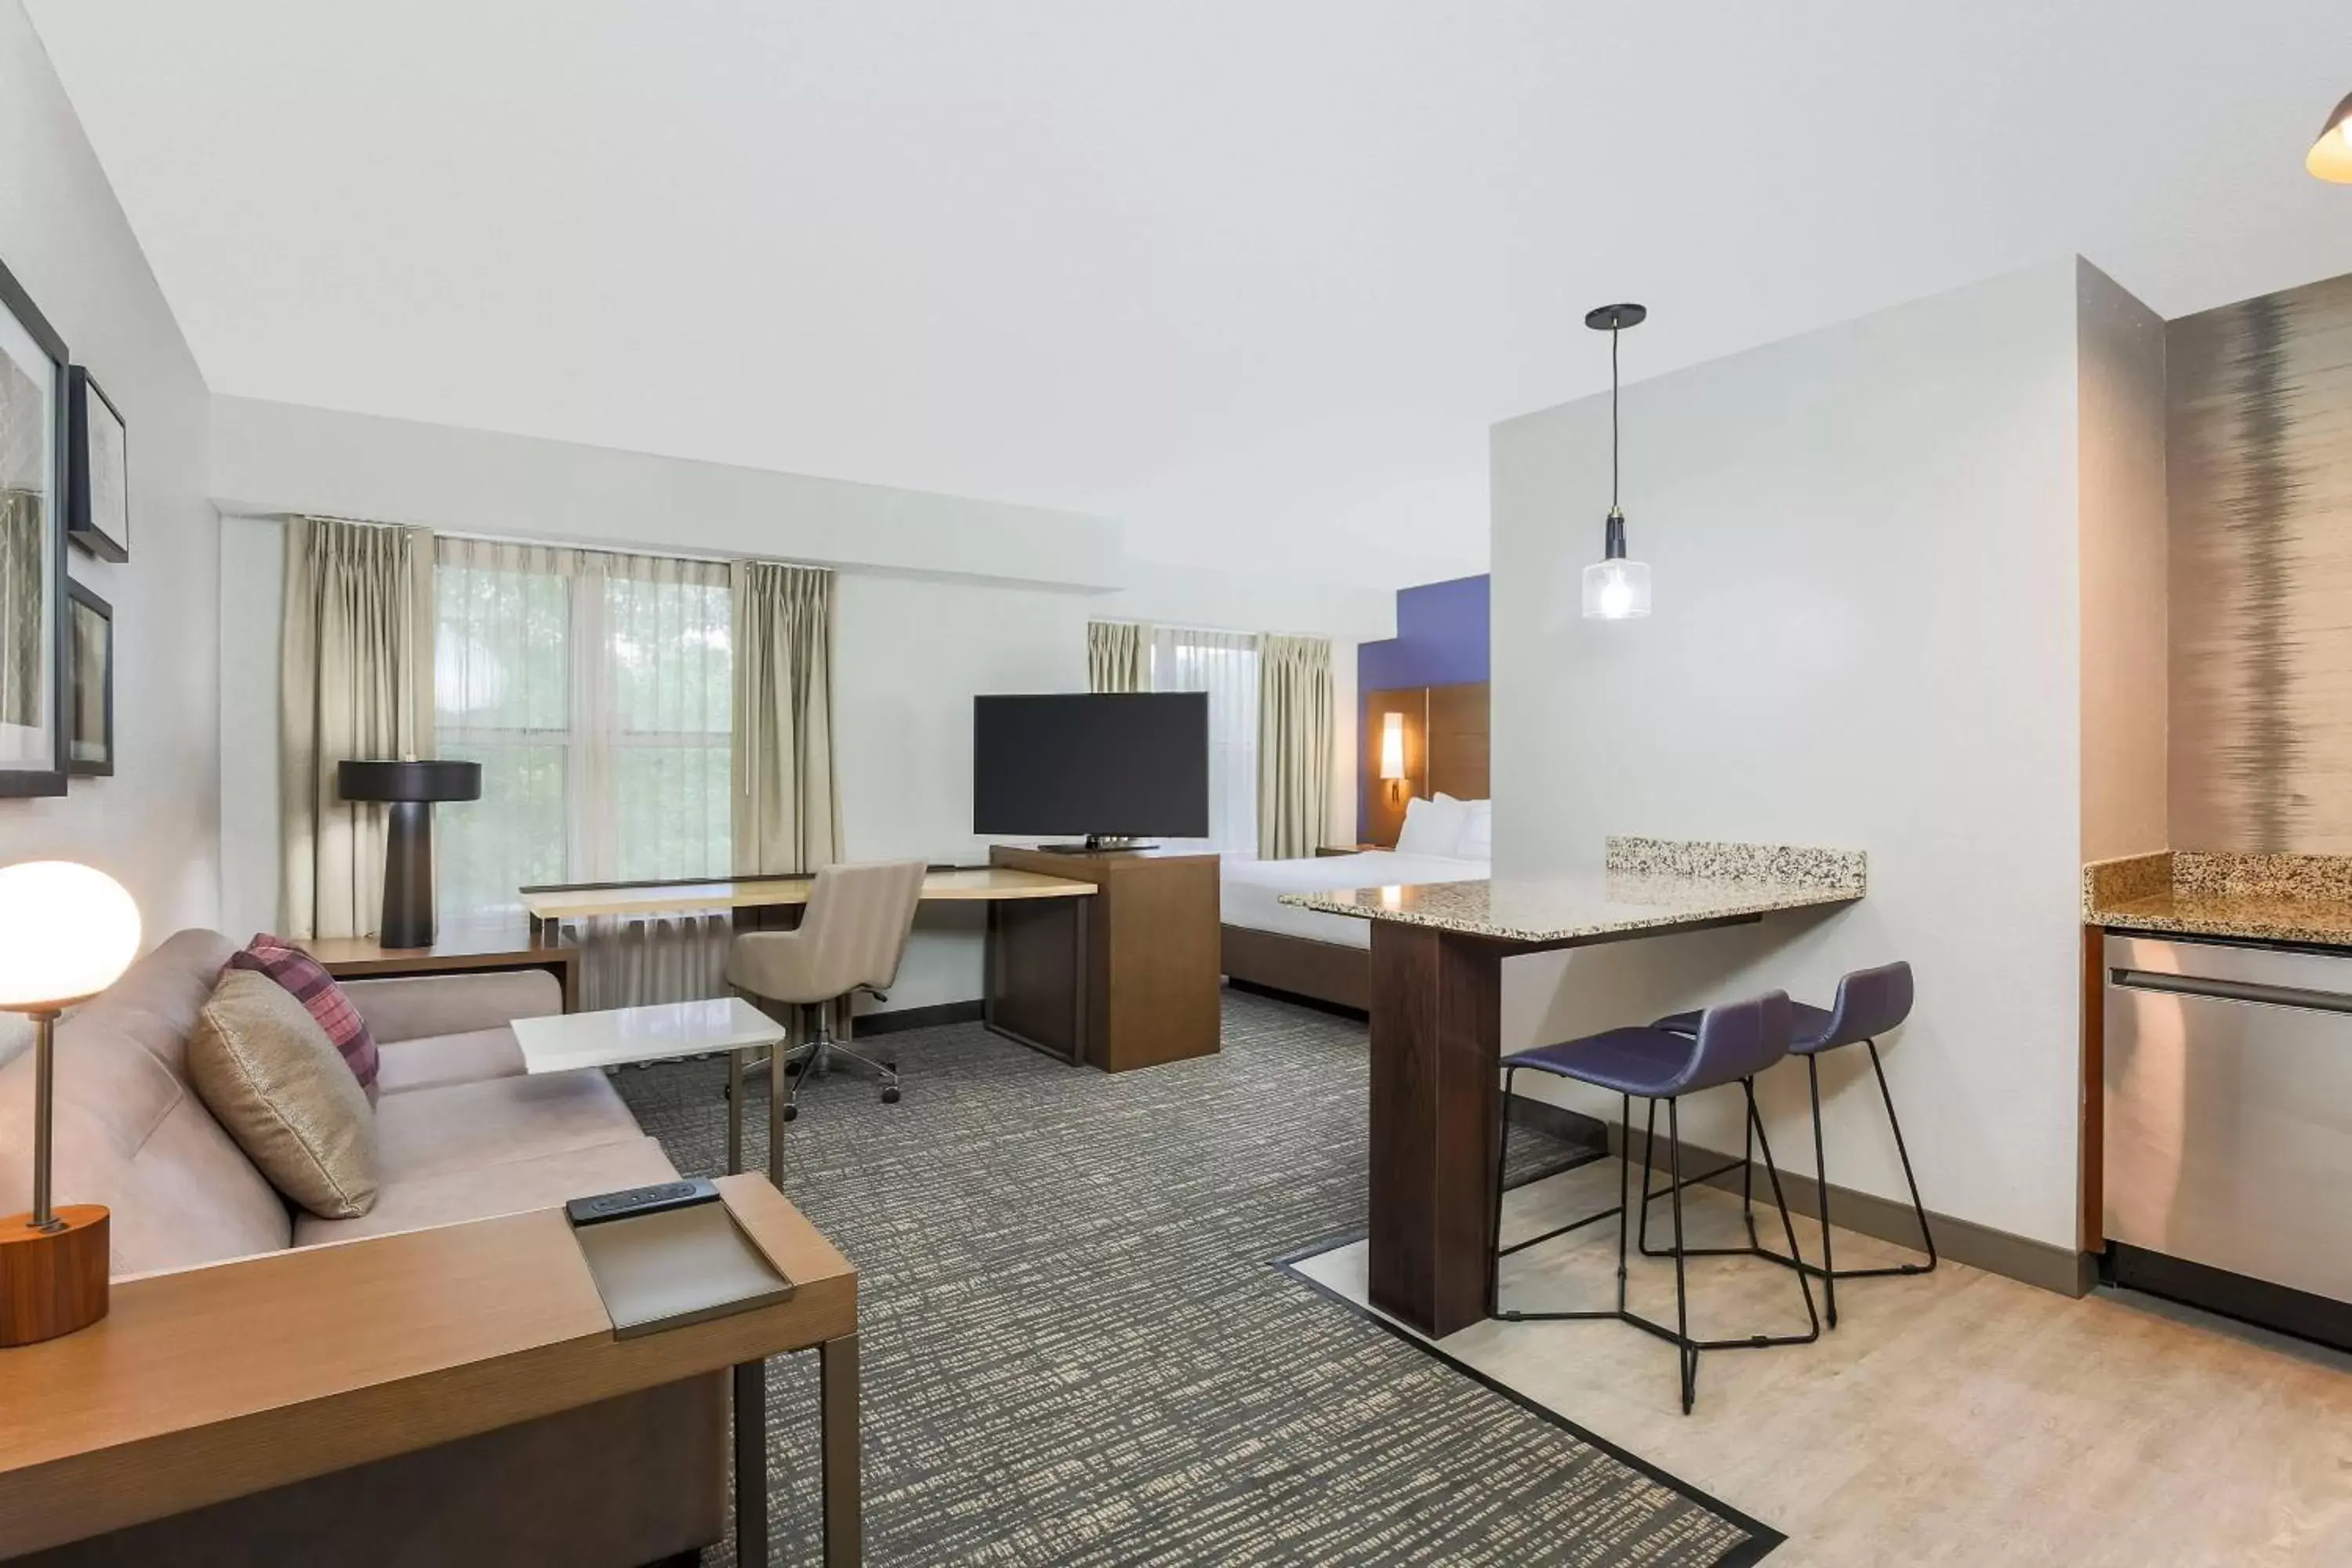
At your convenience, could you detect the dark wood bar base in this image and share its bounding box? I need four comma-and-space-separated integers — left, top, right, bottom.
1360, 909, 1777, 1339
1368, 922, 1513, 1338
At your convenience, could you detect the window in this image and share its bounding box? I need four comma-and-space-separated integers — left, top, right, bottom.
434, 538, 731, 924
1149, 626, 1258, 858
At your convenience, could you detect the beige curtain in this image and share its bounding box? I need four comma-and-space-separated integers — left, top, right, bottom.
731, 561, 841, 874
1087, 619, 1148, 693
1256, 633, 1333, 861
280, 517, 434, 939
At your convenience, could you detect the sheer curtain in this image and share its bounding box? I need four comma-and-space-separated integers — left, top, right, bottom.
1149, 626, 1259, 858
435, 538, 733, 1005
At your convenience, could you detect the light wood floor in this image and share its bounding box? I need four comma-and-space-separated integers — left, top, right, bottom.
1291, 1157, 2352, 1566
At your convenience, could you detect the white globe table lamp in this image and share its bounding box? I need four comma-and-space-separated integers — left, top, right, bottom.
0, 862, 140, 1346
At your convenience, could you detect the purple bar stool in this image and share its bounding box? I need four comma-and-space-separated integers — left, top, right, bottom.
1490, 991, 1820, 1415
1645, 961, 1931, 1328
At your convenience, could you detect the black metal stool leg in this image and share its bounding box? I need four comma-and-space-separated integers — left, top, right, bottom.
1637, 1096, 1657, 1253
1809, 1054, 1836, 1328
1667, 1096, 1694, 1414
1748, 1079, 1820, 1342
1871, 1038, 1939, 1272
1638, 1078, 1766, 1261
1615, 1092, 1632, 1313
1700, 1043, 1937, 1295
1639, 1084, 1762, 1261
1489, 1067, 1515, 1317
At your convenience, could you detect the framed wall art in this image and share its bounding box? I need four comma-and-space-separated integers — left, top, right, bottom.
0, 253, 70, 797
67, 366, 127, 562
66, 577, 111, 778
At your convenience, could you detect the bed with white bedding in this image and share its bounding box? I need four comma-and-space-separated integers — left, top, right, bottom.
1220, 850, 1490, 949
1218, 794, 1491, 1009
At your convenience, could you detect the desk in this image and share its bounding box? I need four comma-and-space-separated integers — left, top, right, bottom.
521, 866, 1095, 937
0, 1176, 858, 1566
1286, 837, 1865, 1338
519, 865, 1112, 1067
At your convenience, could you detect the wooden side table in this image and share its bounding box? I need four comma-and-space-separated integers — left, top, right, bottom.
298, 921, 580, 1012
0, 1176, 857, 1566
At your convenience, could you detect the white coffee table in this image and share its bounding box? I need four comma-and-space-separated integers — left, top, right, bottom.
512, 997, 793, 1185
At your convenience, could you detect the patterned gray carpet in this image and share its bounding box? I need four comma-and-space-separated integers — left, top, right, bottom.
613, 986, 1769, 1566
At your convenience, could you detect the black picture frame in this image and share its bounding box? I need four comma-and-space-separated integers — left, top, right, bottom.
65, 577, 111, 778
67, 366, 128, 562
0, 252, 71, 798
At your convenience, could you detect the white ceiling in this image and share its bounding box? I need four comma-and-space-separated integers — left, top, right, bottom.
26, 1, 2352, 588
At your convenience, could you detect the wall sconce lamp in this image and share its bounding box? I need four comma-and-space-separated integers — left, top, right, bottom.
1379, 711, 1408, 800
2309, 92, 2352, 182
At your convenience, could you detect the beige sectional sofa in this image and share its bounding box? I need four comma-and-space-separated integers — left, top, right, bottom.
0, 930, 724, 1567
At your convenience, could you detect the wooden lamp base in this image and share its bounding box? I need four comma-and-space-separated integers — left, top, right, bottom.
0, 1206, 109, 1347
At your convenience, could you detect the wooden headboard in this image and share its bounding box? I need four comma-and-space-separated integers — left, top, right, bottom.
1360, 681, 1490, 848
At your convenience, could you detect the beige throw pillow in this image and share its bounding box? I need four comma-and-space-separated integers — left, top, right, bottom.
188, 968, 379, 1219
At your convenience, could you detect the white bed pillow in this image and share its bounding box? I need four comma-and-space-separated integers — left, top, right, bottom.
1457, 799, 1493, 861
1397, 794, 1469, 857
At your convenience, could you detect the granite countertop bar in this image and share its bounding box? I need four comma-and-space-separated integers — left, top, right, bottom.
2085, 850, 2352, 947
1282, 836, 1867, 945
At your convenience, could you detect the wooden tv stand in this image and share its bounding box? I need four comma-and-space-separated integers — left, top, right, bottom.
985, 844, 1220, 1071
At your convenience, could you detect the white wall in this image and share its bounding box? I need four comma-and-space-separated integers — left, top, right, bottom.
2076, 260, 2169, 862
212, 394, 1125, 592
1491, 260, 2122, 1252
832, 572, 1086, 1010
212, 408, 1386, 1011
0, 2, 219, 938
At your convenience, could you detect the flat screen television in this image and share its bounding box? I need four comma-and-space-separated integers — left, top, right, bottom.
973, 692, 1209, 847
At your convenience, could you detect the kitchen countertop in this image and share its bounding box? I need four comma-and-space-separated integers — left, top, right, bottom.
2085, 850, 2352, 947
1283, 836, 1867, 945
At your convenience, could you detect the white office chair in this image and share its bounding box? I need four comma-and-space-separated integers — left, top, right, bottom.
725, 858, 926, 1120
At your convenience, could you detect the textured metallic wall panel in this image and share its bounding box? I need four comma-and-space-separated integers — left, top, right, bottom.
2169, 271, 2352, 853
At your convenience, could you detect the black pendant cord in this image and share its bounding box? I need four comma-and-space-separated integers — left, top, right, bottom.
1610, 325, 1621, 516
1581, 301, 1645, 565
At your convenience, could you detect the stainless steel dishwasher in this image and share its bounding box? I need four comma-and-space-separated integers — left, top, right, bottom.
2103, 932, 2352, 1343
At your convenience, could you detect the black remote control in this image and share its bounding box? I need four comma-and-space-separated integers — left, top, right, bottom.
565, 1178, 720, 1228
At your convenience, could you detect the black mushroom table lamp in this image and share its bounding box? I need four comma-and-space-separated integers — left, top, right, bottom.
337, 758, 482, 949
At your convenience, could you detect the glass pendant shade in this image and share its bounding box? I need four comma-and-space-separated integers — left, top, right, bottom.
1581, 557, 1652, 619
2309, 92, 2352, 182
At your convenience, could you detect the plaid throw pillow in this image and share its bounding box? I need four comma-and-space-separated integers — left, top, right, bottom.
226, 936, 379, 1105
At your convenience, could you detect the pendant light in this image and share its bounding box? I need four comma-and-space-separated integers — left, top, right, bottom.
2308, 91, 2352, 182
1581, 302, 1652, 619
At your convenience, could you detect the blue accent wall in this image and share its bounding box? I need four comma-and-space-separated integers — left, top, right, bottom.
1356, 574, 1489, 837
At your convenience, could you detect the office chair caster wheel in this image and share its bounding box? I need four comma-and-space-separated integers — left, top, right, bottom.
880, 1086, 901, 1105
782, 1103, 800, 1123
